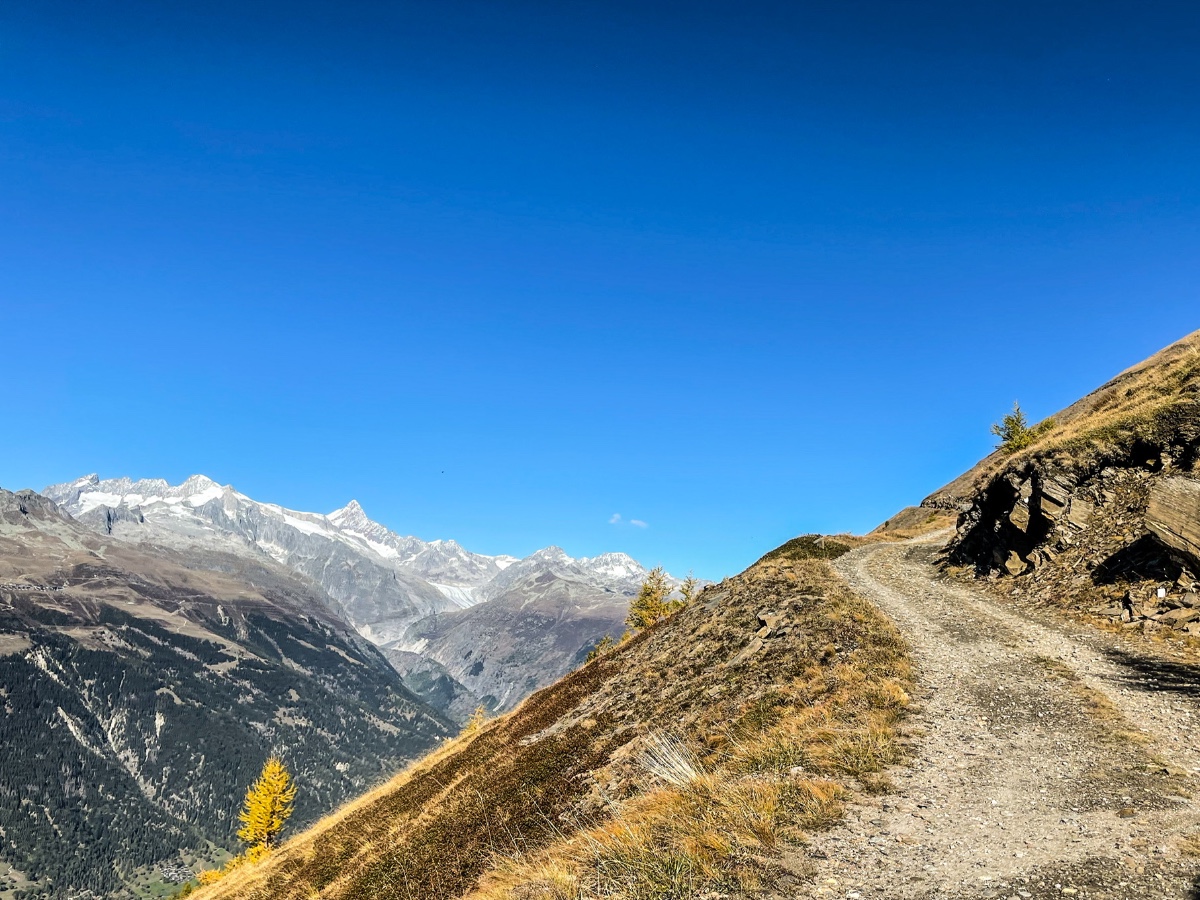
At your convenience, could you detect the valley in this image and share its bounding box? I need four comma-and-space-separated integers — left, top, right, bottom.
4, 332, 1200, 900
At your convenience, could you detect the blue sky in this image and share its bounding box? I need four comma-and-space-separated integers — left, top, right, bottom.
2, 1, 1198, 579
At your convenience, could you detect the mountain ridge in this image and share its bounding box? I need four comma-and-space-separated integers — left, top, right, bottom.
0, 485, 452, 898
43, 473, 682, 714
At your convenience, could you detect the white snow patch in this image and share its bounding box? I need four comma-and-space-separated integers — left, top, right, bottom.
279, 513, 333, 537
184, 485, 224, 506
431, 583, 478, 609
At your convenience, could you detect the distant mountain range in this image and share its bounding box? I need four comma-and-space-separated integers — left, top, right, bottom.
0, 486, 450, 898
0, 474, 674, 897
44, 474, 668, 712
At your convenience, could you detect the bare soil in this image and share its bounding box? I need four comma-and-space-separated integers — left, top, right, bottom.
788, 535, 1200, 900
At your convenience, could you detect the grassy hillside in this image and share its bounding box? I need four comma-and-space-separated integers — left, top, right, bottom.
192, 551, 912, 900
926, 328, 1200, 509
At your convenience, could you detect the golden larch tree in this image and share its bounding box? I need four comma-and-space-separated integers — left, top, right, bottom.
237, 756, 297, 851
460, 704, 488, 736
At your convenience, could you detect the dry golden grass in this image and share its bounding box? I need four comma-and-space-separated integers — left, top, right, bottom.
465, 563, 912, 900
191, 557, 912, 900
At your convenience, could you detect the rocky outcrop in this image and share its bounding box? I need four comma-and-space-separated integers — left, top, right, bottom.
1146, 476, 1200, 569
946, 457, 1200, 636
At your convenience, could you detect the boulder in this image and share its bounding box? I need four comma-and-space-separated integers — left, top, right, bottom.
1009, 502, 1031, 532
1066, 498, 1094, 529
1146, 477, 1200, 569
1161, 607, 1200, 628
1003, 551, 1028, 577
1009, 478, 1034, 532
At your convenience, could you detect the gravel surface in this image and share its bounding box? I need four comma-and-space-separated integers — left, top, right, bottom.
787, 536, 1200, 900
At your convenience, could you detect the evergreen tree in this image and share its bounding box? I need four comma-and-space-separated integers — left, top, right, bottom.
678, 573, 699, 604
237, 757, 297, 851
625, 567, 688, 632
990, 402, 1055, 454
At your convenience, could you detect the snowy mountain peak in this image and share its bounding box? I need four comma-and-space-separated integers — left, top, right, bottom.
530, 546, 572, 563
580, 552, 647, 581
179, 474, 219, 493
43, 473, 669, 642
329, 499, 370, 531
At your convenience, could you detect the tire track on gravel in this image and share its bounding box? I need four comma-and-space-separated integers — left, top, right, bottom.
790, 536, 1200, 900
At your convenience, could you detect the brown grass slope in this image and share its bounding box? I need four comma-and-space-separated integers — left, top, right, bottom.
924, 327, 1200, 509
194, 552, 912, 900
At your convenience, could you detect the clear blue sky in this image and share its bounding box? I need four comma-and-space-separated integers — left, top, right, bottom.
2, 1, 1198, 580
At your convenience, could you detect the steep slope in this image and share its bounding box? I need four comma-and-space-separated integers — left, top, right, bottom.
391, 564, 631, 710
924, 329, 1200, 511
929, 329, 1200, 643
0, 488, 451, 899
192, 550, 913, 900
45, 476, 667, 717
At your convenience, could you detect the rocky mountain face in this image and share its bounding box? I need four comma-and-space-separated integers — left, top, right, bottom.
391, 562, 632, 710
43, 475, 483, 646
937, 330, 1200, 636
0, 487, 451, 898
44, 475, 668, 717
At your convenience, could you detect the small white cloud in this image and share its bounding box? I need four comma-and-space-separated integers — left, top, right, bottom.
609, 513, 622, 525
630, 519, 649, 529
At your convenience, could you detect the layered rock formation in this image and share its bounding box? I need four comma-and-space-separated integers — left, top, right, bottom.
936, 331, 1200, 638
1146, 476, 1200, 569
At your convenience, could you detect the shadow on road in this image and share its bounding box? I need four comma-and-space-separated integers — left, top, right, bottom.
1102, 646, 1200, 698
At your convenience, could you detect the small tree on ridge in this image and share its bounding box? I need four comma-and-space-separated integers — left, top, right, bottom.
625, 567, 697, 634
991, 402, 1054, 455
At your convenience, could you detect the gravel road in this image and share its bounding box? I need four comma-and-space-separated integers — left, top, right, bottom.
789, 536, 1200, 900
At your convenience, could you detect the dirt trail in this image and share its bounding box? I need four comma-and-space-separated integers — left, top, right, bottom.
792, 536, 1200, 900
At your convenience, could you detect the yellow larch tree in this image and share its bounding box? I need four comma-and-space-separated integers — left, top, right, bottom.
460, 704, 488, 736
237, 756, 297, 852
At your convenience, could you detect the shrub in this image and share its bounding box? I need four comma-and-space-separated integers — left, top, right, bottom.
991, 402, 1055, 454
585, 634, 616, 663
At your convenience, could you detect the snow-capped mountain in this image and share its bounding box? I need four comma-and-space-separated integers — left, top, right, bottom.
472, 546, 649, 604
0, 484, 452, 895
44, 474, 673, 713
